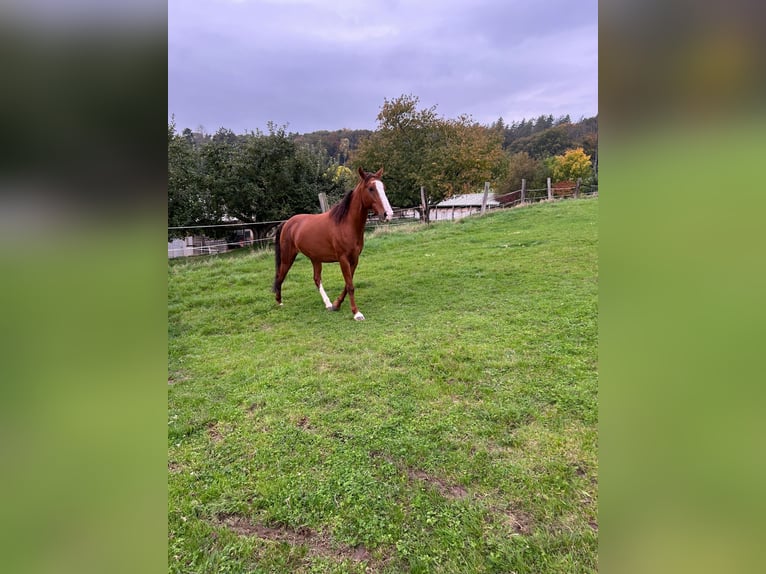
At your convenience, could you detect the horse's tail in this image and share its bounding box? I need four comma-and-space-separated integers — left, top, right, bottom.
272, 222, 283, 293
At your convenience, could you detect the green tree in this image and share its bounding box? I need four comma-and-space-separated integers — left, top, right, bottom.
429, 114, 507, 198
354, 94, 441, 209
168, 122, 331, 237
507, 124, 572, 159
169, 118, 340, 237
354, 95, 506, 214
234, 123, 326, 222
534, 114, 554, 131
198, 128, 241, 224
168, 119, 210, 233
497, 151, 546, 194
324, 164, 356, 205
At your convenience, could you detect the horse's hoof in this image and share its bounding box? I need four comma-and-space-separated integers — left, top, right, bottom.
353, 312, 365, 321
325, 304, 334, 310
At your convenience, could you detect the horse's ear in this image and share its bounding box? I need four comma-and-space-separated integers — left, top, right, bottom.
358, 166, 366, 179
374, 167, 384, 178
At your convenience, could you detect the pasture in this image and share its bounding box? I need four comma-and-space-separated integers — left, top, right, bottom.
168, 198, 598, 573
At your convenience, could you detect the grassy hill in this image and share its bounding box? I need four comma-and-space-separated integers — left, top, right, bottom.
168, 198, 598, 573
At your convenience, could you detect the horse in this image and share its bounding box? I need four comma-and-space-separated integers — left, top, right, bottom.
272, 167, 393, 321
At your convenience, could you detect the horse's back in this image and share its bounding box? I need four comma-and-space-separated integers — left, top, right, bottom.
283, 213, 325, 240
282, 212, 338, 262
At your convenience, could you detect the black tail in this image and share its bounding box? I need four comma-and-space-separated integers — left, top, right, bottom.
272, 223, 283, 293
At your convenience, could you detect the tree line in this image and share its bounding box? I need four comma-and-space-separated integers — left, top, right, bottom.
168, 94, 597, 235
168, 121, 346, 238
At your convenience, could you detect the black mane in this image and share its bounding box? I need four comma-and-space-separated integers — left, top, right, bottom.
329, 173, 370, 224
329, 188, 354, 224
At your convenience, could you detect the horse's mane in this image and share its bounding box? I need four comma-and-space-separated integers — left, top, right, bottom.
329, 173, 370, 224
329, 188, 354, 224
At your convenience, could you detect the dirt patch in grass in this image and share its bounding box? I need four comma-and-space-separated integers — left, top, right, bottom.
168, 370, 192, 385
503, 509, 534, 535
572, 462, 587, 477
296, 415, 312, 430
482, 500, 535, 536
207, 422, 224, 443
214, 514, 374, 565
408, 469, 469, 499
246, 401, 265, 417
370, 451, 468, 500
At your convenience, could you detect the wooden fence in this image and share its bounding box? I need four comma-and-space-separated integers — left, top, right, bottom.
495, 177, 596, 207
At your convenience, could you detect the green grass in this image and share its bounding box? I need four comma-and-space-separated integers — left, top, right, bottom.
168, 198, 598, 573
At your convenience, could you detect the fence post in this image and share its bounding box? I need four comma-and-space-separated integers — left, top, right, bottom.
480, 181, 490, 215
547, 177, 552, 200
575, 178, 581, 198
521, 179, 526, 204
318, 192, 329, 212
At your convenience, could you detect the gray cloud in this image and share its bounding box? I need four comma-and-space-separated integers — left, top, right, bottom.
169, 0, 597, 134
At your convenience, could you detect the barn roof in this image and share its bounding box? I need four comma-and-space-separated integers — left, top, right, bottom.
436, 192, 500, 207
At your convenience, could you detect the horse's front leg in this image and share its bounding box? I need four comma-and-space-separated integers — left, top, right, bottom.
334, 257, 363, 320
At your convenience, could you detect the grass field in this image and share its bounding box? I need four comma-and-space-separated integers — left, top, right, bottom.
168, 198, 598, 573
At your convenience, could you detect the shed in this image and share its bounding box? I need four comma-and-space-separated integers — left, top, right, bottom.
431, 192, 499, 221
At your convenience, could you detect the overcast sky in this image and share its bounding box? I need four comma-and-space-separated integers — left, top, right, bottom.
169, 0, 597, 135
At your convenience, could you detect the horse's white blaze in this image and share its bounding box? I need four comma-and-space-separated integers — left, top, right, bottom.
374, 180, 394, 221
354, 311, 365, 321
318, 283, 333, 309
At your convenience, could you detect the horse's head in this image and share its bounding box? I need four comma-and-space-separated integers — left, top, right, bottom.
358, 167, 393, 222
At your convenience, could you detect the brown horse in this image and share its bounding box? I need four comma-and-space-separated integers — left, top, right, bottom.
273, 167, 393, 320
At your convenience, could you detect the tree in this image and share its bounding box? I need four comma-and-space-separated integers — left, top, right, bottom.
198, 128, 241, 224
428, 114, 507, 198
168, 120, 359, 234
234, 123, 326, 223
325, 164, 355, 205
534, 114, 554, 132
168, 123, 332, 238
354, 95, 506, 214
507, 124, 572, 159
168, 120, 211, 233
353, 94, 441, 209
496, 151, 546, 194
548, 148, 593, 183
501, 115, 597, 153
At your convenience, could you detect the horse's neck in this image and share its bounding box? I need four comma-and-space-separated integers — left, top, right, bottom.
346, 187, 370, 232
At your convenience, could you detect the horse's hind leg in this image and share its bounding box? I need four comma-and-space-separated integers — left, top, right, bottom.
332, 286, 347, 311
311, 260, 333, 310
273, 244, 298, 306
